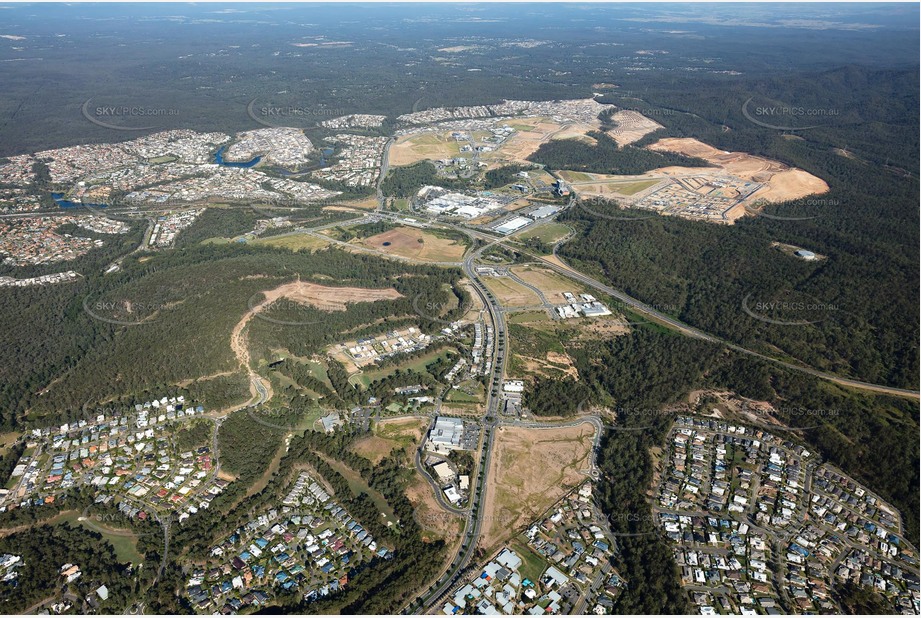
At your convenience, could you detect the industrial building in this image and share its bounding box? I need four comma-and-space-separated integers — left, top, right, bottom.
420, 187, 502, 219
528, 205, 560, 219
432, 461, 455, 483
494, 216, 531, 235
428, 416, 465, 452
555, 299, 613, 319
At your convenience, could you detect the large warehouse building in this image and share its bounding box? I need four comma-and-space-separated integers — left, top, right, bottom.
494, 216, 531, 235
428, 416, 465, 452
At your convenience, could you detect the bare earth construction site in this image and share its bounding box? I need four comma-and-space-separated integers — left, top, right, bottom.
564, 134, 829, 223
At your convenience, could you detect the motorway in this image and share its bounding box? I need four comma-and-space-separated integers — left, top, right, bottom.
19, 150, 911, 611
532, 245, 920, 400
408, 205, 919, 400
391, 198, 916, 611
405, 239, 509, 614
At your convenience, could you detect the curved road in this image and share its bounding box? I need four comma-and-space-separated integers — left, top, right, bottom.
534, 247, 920, 400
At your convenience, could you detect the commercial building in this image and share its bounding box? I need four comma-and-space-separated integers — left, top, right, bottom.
432, 461, 455, 483
494, 216, 531, 235
528, 205, 560, 219
429, 417, 465, 452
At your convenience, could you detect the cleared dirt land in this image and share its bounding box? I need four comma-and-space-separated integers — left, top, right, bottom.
606, 110, 663, 146
406, 469, 465, 544
485, 118, 597, 163
358, 226, 468, 262
482, 276, 542, 309
648, 137, 829, 201
251, 279, 403, 312
337, 195, 380, 210
480, 423, 595, 552
511, 265, 585, 304
389, 132, 463, 166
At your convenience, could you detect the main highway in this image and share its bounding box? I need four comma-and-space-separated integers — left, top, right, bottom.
404, 237, 509, 614
393, 192, 916, 611
371, 205, 918, 401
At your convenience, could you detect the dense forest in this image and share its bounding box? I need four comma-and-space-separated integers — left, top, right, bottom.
0, 524, 135, 614
583, 330, 720, 614
559, 191, 918, 388
528, 131, 710, 175
483, 164, 533, 190
0, 239, 465, 427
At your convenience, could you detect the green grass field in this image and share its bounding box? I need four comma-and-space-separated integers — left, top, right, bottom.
53, 511, 146, 564
558, 170, 592, 182
148, 155, 178, 164
516, 222, 571, 245
506, 119, 543, 132
446, 380, 485, 403
349, 346, 457, 387
0, 432, 19, 458
508, 311, 551, 324
509, 538, 549, 584
607, 179, 660, 195
251, 233, 330, 253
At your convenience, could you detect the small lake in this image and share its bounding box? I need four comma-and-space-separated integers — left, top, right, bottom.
213, 146, 261, 168
52, 192, 107, 209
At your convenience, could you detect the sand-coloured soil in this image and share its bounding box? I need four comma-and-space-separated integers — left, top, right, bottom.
479, 423, 595, 552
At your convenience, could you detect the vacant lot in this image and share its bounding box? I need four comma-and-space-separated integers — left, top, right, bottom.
337, 195, 380, 210
511, 265, 584, 304
606, 110, 663, 146
352, 416, 428, 464
349, 346, 458, 386
482, 276, 541, 309
508, 310, 550, 325
557, 170, 593, 182
515, 222, 571, 245
250, 233, 330, 253
358, 226, 468, 262
390, 132, 462, 166
252, 280, 403, 312
378, 416, 428, 443
480, 424, 595, 552
563, 172, 663, 197
477, 118, 560, 163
